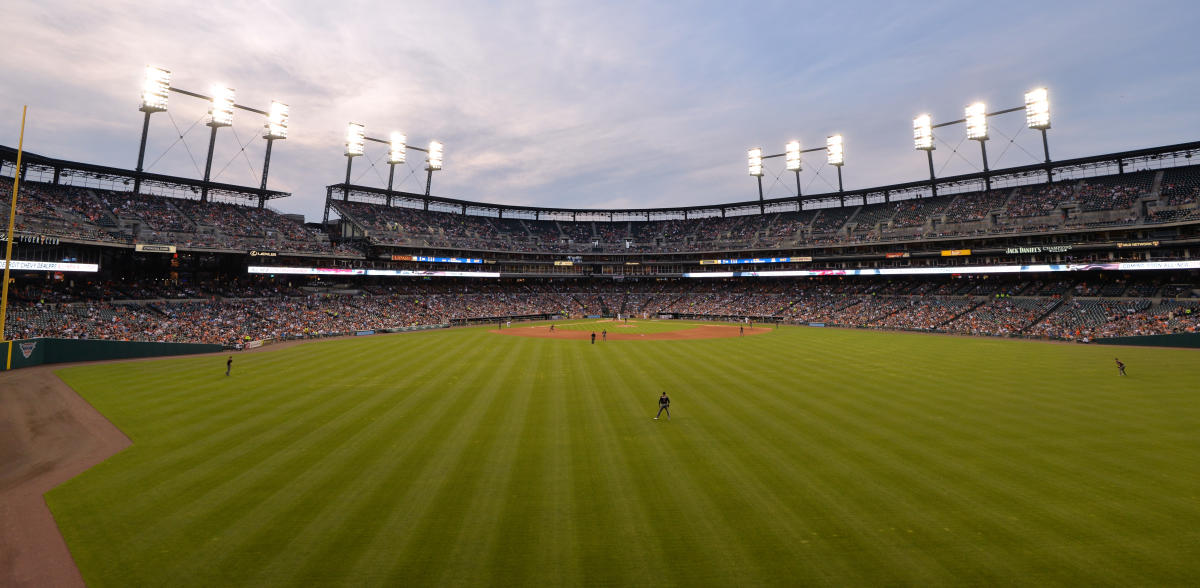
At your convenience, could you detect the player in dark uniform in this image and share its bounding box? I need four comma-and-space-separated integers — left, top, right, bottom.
591, 332, 596, 344
655, 392, 670, 420
1115, 357, 1126, 376
225, 355, 233, 376
602, 329, 607, 341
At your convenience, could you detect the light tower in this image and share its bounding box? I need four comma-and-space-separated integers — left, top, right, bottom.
785, 141, 802, 197
134, 66, 290, 204
425, 140, 443, 197
200, 85, 235, 202
913, 113, 937, 197
965, 102, 991, 191
259, 100, 289, 207
387, 132, 407, 206
344, 122, 366, 200
135, 65, 170, 195
1025, 87, 1052, 179
748, 147, 764, 212
826, 134, 845, 192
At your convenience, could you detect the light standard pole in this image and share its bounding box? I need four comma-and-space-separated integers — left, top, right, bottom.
827, 134, 845, 193
425, 140, 443, 198
965, 102, 991, 191
913, 114, 937, 198
1025, 87, 1053, 180
344, 122, 365, 201
748, 148, 764, 213
259, 101, 289, 208
134, 66, 289, 205
386, 132, 406, 207
785, 141, 802, 197
201, 86, 236, 202
750, 138, 846, 208
135, 66, 171, 195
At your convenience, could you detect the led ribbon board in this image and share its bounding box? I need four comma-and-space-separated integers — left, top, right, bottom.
411, 256, 483, 264
699, 256, 811, 265
248, 266, 499, 277
0, 261, 99, 272
683, 260, 1200, 278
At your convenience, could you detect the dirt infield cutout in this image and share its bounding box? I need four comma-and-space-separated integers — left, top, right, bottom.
494, 323, 771, 341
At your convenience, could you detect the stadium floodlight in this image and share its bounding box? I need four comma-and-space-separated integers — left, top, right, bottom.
785, 141, 801, 171
913, 114, 934, 150
747, 147, 764, 176
427, 140, 444, 170
1025, 87, 1050, 130
965, 102, 987, 140
389, 132, 407, 164
140, 65, 171, 113
136, 65, 171, 195
345, 122, 366, 157
264, 101, 289, 140
208, 86, 235, 127
826, 134, 845, 166
260, 101, 289, 195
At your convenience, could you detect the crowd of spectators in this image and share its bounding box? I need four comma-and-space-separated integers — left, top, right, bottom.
6, 182, 359, 256
942, 190, 1009, 225
1005, 183, 1075, 218
335, 168, 1200, 253
6, 163, 1200, 258
9, 275, 1196, 346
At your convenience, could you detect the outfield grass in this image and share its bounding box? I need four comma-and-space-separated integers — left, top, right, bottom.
48, 326, 1200, 586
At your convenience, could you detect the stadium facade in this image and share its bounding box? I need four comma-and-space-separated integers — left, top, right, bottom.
2, 139, 1199, 350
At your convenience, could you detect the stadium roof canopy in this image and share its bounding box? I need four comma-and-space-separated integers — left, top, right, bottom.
326, 141, 1200, 222
0, 145, 290, 205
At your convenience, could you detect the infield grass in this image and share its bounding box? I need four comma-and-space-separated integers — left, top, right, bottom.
48, 325, 1200, 586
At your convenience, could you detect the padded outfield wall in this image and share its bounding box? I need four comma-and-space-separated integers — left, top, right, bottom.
4, 338, 224, 370
1094, 333, 1200, 348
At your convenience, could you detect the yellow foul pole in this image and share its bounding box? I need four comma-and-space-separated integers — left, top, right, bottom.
0, 106, 28, 346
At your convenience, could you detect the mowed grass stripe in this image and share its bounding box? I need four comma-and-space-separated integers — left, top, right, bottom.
369, 335, 530, 585
433, 337, 543, 586
600, 341, 873, 585
560, 339, 668, 585
53, 332, 467, 585
62, 332, 456, 518
267, 331, 514, 584
275, 332, 528, 584
488, 340, 581, 585
193, 332, 489, 585
45, 326, 1200, 586
788, 334, 1164, 583
149, 339, 455, 577
619, 340, 854, 583
637, 335, 1110, 584
645, 339, 943, 584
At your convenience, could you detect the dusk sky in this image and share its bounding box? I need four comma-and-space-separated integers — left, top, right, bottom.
2, 0, 1198, 221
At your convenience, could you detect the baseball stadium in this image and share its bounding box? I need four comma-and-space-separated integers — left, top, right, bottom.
2, 4, 1200, 587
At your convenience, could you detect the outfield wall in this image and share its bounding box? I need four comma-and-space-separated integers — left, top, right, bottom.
4, 338, 224, 370
1094, 333, 1200, 348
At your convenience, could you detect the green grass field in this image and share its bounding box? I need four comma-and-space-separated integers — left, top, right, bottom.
48, 325, 1200, 586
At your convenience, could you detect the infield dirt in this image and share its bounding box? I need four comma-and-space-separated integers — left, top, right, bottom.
493, 323, 771, 340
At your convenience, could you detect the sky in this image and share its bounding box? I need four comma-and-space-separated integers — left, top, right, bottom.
1, 0, 1198, 222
